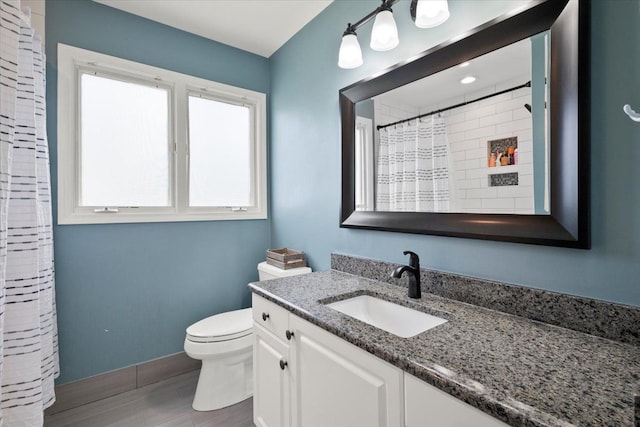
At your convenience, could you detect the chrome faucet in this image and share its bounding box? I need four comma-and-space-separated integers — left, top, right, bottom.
390, 251, 421, 299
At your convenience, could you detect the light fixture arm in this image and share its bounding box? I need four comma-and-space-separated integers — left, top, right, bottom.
344, 0, 400, 34
343, 24, 356, 37
408, 0, 420, 22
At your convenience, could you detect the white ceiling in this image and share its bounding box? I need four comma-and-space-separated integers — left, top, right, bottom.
377, 38, 532, 112
94, 0, 333, 57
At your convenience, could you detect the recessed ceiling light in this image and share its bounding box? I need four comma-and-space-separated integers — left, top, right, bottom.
459, 61, 470, 68
460, 76, 476, 84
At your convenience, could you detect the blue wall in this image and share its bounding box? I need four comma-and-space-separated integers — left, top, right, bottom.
46, 0, 640, 385
46, 0, 271, 384
270, 0, 640, 307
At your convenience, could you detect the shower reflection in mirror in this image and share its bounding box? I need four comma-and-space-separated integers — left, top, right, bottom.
354, 31, 550, 215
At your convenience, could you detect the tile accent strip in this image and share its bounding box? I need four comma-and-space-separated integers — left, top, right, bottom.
331, 253, 640, 346
488, 136, 518, 155
489, 172, 518, 187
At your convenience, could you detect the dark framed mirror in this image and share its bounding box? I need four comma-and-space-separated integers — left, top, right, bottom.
340, 0, 589, 248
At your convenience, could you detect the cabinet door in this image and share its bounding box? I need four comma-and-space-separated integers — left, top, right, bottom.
405, 374, 509, 427
290, 316, 403, 427
254, 325, 291, 427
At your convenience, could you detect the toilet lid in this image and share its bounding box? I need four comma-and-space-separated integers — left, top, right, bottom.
186, 308, 253, 343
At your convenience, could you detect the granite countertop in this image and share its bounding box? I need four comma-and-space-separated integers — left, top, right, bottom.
249, 270, 640, 427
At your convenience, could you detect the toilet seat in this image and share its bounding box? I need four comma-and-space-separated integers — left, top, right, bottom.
186, 308, 253, 343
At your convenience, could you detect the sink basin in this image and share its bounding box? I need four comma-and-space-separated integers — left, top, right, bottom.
326, 295, 447, 338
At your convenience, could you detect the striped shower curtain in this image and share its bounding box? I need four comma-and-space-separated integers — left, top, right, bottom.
376, 115, 451, 212
0, 0, 59, 425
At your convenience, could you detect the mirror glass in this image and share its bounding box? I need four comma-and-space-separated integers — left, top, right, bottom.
354, 32, 550, 215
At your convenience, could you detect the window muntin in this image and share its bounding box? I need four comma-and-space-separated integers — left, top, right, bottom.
79, 72, 171, 207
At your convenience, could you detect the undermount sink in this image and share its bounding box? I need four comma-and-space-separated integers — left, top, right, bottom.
326, 295, 447, 338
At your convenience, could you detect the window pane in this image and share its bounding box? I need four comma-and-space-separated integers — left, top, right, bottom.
80, 73, 170, 207
188, 96, 251, 207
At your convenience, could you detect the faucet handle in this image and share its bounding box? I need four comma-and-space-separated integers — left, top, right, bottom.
403, 251, 420, 269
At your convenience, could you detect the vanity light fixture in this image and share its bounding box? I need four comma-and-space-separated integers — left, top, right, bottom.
338, 0, 450, 69
370, 3, 399, 51
338, 28, 363, 69
414, 0, 450, 28
460, 76, 477, 84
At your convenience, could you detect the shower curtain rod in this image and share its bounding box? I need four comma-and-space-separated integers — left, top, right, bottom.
376, 81, 531, 131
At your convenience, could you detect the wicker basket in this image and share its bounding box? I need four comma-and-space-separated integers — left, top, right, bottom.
266, 248, 307, 270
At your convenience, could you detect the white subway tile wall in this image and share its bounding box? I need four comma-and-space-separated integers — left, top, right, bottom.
374, 85, 535, 214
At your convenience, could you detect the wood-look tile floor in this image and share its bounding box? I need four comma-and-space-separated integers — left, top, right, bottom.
44, 370, 255, 427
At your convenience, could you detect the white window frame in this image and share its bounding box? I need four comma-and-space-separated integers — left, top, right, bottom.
57, 43, 267, 224
355, 116, 374, 211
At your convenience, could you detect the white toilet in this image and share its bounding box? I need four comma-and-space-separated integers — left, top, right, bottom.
184, 261, 311, 411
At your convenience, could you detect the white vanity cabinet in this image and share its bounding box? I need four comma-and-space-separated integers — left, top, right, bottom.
405, 373, 509, 427
252, 294, 403, 427
252, 294, 508, 427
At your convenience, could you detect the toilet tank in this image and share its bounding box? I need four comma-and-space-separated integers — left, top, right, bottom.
257, 261, 312, 280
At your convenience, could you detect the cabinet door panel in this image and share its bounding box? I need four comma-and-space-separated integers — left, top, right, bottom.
290, 316, 403, 427
405, 374, 509, 427
254, 326, 290, 427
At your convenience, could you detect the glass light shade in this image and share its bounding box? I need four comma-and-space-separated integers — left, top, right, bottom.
415, 0, 450, 28
338, 33, 363, 69
370, 10, 399, 51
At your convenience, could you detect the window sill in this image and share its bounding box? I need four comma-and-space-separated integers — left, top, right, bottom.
57, 210, 268, 225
